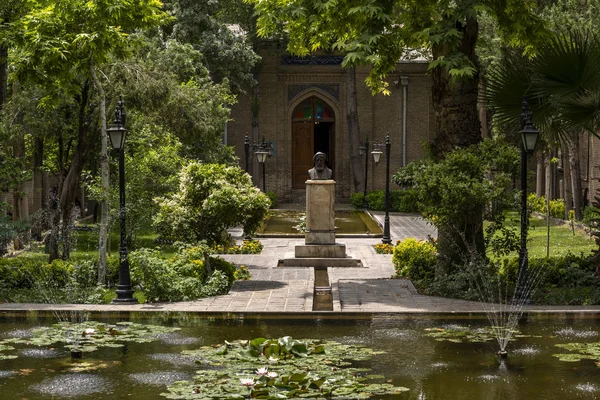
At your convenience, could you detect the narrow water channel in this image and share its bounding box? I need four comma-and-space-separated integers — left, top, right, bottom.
313, 266, 333, 311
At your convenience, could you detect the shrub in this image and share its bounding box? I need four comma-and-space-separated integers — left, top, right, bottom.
154, 162, 271, 245
199, 270, 230, 297
36, 259, 73, 287
129, 246, 238, 302
493, 252, 596, 288
266, 191, 277, 208
425, 264, 493, 301
0, 215, 15, 256
527, 194, 567, 219
392, 238, 437, 286
583, 205, 600, 227
129, 248, 178, 302
528, 193, 546, 214
393, 139, 520, 268
352, 190, 419, 213
209, 256, 237, 285
365, 191, 385, 211
390, 190, 419, 213
0, 258, 36, 289
549, 199, 566, 219
0, 257, 106, 304
350, 192, 365, 208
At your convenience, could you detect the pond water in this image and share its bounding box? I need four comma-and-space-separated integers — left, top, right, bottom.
0, 313, 599, 399
257, 210, 383, 236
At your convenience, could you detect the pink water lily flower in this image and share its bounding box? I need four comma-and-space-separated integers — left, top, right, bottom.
240, 378, 255, 387
256, 367, 268, 376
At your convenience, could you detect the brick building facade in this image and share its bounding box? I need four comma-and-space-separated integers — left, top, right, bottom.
227, 42, 434, 203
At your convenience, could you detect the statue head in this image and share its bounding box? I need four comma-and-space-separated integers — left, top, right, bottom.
313, 152, 327, 171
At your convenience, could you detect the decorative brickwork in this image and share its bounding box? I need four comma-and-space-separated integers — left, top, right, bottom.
228, 43, 433, 203
288, 84, 340, 102
281, 55, 344, 65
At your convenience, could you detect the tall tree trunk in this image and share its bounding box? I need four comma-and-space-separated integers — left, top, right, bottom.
563, 146, 573, 219
545, 154, 553, 201
478, 78, 490, 139
0, 45, 7, 107
251, 76, 260, 185
90, 61, 109, 284
567, 135, 583, 220
536, 152, 545, 197
430, 17, 483, 274
32, 137, 44, 240
48, 80, 96, 261
345, 67, 363, 192
12, 130, 26, 250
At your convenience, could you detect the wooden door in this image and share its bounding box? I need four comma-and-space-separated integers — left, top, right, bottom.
292, 122, 314, 188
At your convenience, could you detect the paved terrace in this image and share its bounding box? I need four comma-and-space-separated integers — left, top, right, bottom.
1, 211, 600, 314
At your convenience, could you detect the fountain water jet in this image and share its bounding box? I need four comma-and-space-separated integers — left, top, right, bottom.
463, 253, 547, 358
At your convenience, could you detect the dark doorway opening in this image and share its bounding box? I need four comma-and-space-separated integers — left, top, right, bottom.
291, 97, 335, 189
314, 121, 334, 172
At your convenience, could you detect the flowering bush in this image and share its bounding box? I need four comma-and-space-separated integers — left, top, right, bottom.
392, 238, 437, 286
234, 265, 251, 280
214, 239, 263, 254
374, 243, 395, 254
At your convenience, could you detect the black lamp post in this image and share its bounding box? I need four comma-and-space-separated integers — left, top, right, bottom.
244, 135, 250, 174
107, 97, 137, 304
252, 137, 273, 192
517, 99, 540, 301
374, 136, 391, 244
358, 140, 370, 208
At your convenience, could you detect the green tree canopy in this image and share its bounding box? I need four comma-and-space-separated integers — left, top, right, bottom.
154, 162, 270, 246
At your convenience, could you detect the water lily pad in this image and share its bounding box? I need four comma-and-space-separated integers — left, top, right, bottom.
0, 321, 180, 356
554, 342, 600, 365
162, 337, 409, 399
424, 326, 519, 344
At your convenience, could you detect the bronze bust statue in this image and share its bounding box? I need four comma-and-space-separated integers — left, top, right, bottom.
308, 152, 332, 180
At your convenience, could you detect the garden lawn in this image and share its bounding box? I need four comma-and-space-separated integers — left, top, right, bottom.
492, 212, 596, 259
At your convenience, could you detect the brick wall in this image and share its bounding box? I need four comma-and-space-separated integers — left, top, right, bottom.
228, 42, 433, 203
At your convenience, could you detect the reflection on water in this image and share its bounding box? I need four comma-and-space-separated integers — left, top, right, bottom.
0, 313, 598, 399
258, 210, 383, 235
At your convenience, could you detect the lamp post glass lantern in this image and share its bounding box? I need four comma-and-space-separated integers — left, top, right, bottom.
372, 149, 383, 164
107, 97, 137, 304
517, 99, 539, 302
248, 136, 274, 192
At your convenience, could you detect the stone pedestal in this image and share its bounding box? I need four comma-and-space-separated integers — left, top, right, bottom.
305, 180, 335, 245
282, 179, 361, 267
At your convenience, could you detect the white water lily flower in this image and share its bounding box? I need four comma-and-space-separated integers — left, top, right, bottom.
267, 372, 278, 378
84, 328, 95, 335
268, 356, 279, 363
256, 367, 268, 376
240, 378, 255, 387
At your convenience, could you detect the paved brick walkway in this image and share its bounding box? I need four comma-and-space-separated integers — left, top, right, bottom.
1, 212, 600, 314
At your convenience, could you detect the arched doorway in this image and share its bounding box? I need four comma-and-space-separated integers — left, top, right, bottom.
292, 97, 335, 188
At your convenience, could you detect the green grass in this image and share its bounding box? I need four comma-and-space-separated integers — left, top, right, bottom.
491, 212, 596, 259
17, 225, 177, 264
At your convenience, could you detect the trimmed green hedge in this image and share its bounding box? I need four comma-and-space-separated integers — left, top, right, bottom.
351, 190, 419, 213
